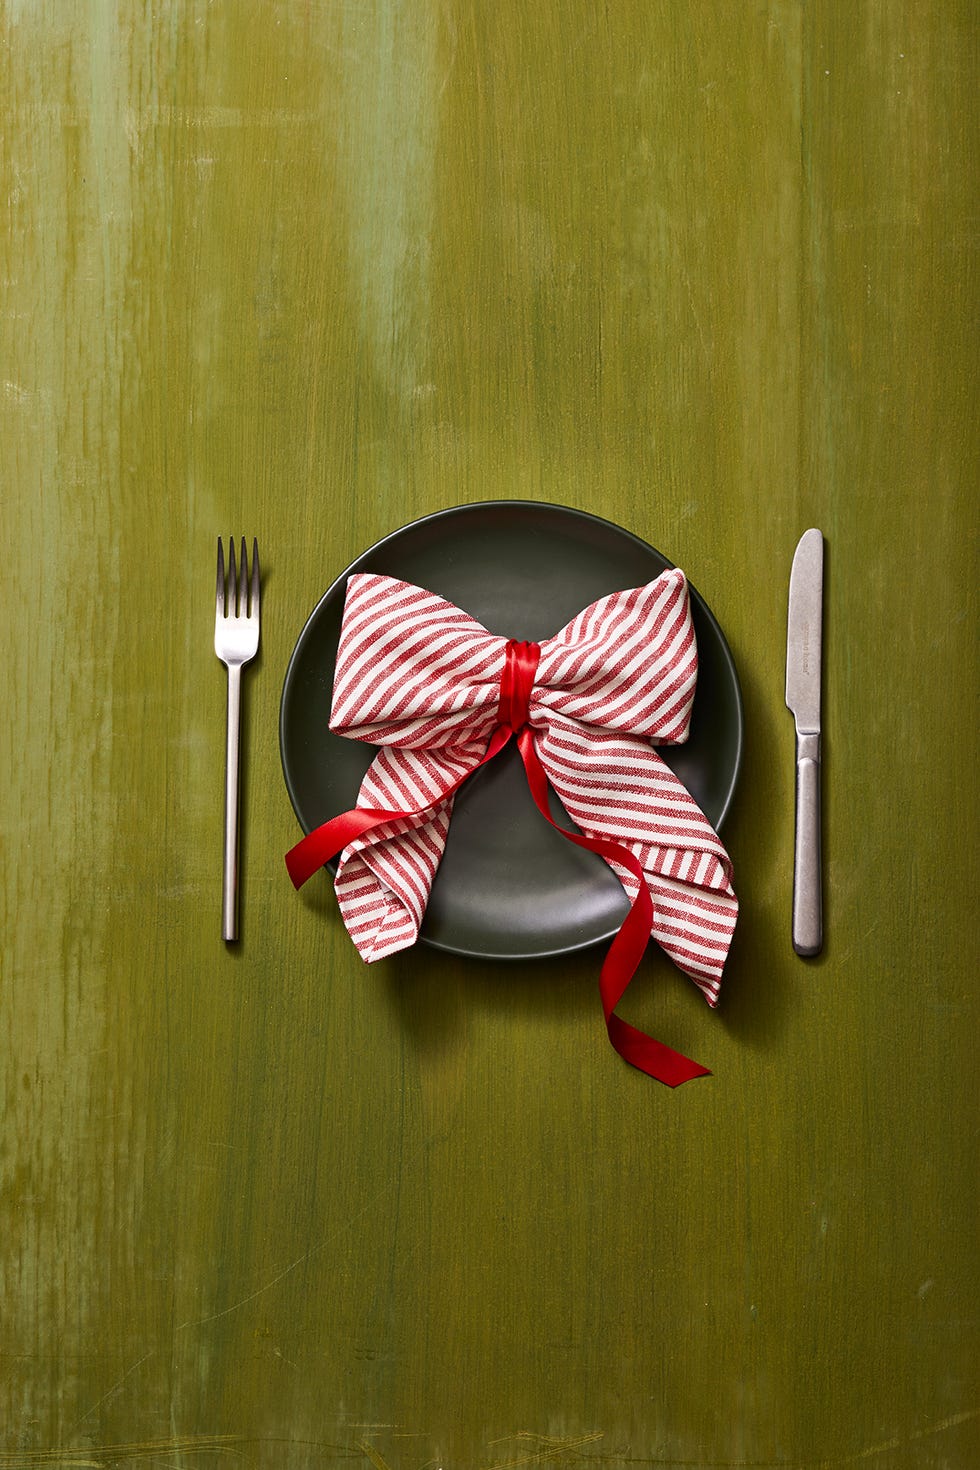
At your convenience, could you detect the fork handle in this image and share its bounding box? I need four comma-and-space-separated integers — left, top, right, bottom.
223, 662, 243, 941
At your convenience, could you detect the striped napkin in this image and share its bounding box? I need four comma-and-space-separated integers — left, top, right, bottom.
288, 567, 738, 1083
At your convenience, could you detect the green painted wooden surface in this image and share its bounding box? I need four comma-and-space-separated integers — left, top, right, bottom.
2, 3, 977, 1466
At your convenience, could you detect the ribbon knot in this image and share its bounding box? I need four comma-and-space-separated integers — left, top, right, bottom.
497, 640, 541, 733
285, 569, 738, 1087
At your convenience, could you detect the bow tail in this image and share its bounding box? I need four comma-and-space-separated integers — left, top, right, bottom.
646, 863, 738, 1007
287, 735, 500, 962
595, 849, 738, 1008
515, 729, 712, 1086
334, 801, 453, 961
532, 721, 738, 1005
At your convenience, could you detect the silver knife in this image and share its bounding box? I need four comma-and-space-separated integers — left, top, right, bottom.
785, 529, 824, 955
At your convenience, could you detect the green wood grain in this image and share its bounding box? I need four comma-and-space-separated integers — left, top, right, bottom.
2, 2, 976, 1466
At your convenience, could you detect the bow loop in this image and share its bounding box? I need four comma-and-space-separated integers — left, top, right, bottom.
329, 574, 505, 748
531, 569, 696, 742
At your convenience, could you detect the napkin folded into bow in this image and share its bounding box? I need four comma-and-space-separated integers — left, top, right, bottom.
286, 568, 738, 1086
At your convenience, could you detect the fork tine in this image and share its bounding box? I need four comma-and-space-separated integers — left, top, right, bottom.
216, 537, 225, 617
239, 537, 248, 618
250, 538, 260, 618
228, 537, 238, 615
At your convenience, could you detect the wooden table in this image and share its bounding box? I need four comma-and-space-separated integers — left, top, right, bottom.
3, 4, 976, 1466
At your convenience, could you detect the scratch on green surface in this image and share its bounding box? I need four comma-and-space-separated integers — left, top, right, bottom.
484, 1406, 980, 1465
484, 1431, 605, 1468
809, 1405, 980, 1467
355, 1441, 395, 1470
0, 1437, 244, 1470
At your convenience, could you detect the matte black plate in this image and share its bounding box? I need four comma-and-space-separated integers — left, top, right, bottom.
280, 501, 743, 960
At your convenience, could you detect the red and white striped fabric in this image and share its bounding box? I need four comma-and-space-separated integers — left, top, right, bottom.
326, 569, 737, 1004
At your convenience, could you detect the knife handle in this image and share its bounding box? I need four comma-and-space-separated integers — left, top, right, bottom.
793, 733, 822, 956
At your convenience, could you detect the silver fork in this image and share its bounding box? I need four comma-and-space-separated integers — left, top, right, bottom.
214, 538, 260, 941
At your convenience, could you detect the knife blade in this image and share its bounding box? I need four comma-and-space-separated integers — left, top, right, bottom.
785, 528, 824, 955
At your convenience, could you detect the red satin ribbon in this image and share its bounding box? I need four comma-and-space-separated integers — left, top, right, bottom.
496, 639, 541, 732
286, 640, 710, 1087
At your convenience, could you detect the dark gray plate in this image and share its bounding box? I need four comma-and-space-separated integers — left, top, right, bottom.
280, 501, 743, 960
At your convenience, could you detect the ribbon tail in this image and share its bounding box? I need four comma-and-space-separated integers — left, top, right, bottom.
285, 805, 413, 889
606, 1015, 711, 1087
285, 724, 514, 890
515, 728, 710, 1087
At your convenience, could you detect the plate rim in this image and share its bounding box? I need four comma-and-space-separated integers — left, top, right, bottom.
280, 499, 743, 958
